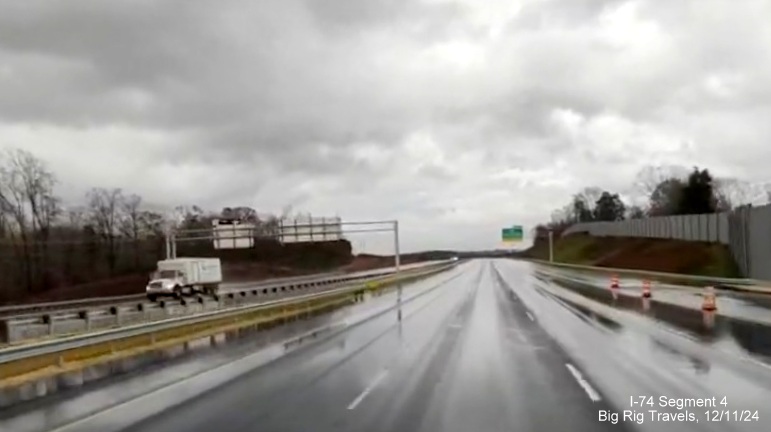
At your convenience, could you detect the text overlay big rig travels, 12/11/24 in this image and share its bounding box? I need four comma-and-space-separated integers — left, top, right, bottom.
598, 396, 760, 425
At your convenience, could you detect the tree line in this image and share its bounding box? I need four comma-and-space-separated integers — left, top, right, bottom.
0, 148, 291, 302
535, 165, 771, 238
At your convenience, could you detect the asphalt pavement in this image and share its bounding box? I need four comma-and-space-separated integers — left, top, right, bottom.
47, 260, 626, 432
497, 260, 771, 432
9, 259, 771, 432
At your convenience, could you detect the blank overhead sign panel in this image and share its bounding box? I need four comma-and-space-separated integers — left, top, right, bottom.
211, 216, 345, 249
212, 219, 255, 249
279, 216, 344, 243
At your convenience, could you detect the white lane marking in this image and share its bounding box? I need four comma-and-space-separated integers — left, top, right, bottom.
526, 311, 535, 321
506, 327, 528, 343
347, 369, 389, 410
448, 323, 463, 329
565, 363, 601, 402
507, 341, 547, 351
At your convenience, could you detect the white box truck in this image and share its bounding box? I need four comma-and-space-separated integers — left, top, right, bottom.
145, 258, 223, 301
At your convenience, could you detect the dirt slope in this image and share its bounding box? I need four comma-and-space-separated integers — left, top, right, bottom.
525, 234, 740, 278
14, 252, 434, 305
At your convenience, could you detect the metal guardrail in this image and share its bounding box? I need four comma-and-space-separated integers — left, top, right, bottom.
0, 260, 450, 319
0, 272, 360, 317
0, 261, 455, 344
529, 259, 771, 292
0, 294, 146, 316
0, 262, 456, 366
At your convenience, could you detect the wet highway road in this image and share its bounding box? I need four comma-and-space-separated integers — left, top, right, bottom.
113, 260, 626, 432
10, 260, 771, 432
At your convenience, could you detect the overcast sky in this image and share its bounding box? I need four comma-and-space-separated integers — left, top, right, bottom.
1, 0, 770, 254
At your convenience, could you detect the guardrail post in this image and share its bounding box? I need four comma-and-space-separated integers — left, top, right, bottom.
137, 303, 147, 321
79, 311, 91, 332
111, 306, 121, 327
44, 315, 54, 336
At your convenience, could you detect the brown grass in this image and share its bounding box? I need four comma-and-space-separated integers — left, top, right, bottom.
526, 234, 741, 278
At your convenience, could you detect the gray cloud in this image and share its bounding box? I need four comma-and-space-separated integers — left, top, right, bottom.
1, 0, 770, 253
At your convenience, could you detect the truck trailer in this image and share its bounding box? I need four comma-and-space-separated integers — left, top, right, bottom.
145, 258, 223, 301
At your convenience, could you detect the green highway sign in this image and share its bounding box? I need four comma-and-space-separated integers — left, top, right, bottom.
501, 225, 524, 242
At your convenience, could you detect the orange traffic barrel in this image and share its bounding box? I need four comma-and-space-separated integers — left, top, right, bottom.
642, 280, 651, 298
610, 274, 620, 289
702, 286, 717, 311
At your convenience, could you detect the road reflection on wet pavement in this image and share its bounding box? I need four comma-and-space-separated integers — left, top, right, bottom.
535, 270, 771, 366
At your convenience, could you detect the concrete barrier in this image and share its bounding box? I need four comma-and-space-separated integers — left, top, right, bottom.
528, 259, 771, 294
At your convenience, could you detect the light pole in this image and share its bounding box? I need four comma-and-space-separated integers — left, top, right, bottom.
393, 220, 401, 273
165, 234, 172, 259
548, 229, 554, 262
394, 220, 402, 321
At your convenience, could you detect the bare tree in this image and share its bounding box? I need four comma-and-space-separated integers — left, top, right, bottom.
550, 205, 571, 224
627, 205, 645, 219
139, 211, 166, 237
631, 164, 689, 210
233, 206, 258, 223
15, 151, 60, 237
67, 206, 87, 229
0, 149, 59, 293
173, 205, 208, 230
714, 178, 752, 210
0, 201, 7, 238
120, 194, 142, 238
120, 194, 142, 268
576, 187, 603, 207
648, 178, 684, 216
765, 182, 771, 205
87, 187, 124, 274
219, 206, 258, 223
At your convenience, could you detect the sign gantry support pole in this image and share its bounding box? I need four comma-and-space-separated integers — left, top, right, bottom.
169, 218, 402, 277
170, 217, 404, 318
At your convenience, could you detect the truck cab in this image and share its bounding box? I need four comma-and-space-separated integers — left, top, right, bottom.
146, 258, 222, 301
146, 268, 186, 299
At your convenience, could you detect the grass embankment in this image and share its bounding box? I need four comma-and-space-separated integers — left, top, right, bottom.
525, 234, 741, 278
